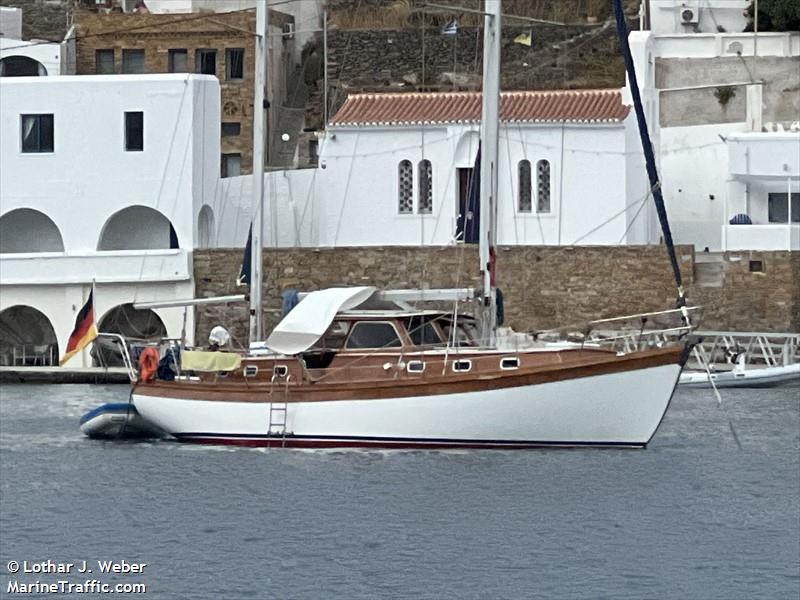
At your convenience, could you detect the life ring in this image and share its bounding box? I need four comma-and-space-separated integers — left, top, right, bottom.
138, 347, 159, 382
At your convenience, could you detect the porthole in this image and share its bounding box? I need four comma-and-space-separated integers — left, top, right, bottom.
452, 360, 472, 373
273, 365, 288, 377
243, 365, 258, 377
500, 357, 520, 370
407, 360, 425, 373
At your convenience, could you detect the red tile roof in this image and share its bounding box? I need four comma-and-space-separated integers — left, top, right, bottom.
330, 89, 630, 127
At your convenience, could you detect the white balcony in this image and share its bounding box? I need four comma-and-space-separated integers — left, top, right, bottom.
0, 249, 191, 285
723, 224, 800, 251
728, 133, 800, 180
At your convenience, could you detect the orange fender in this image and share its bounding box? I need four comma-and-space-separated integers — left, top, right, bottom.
138, 347, 159, 383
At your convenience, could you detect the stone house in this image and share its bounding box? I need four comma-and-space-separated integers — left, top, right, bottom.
72, 6, 295, 175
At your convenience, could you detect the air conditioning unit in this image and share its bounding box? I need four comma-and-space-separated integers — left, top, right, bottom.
680, 2, 700, 24
282, 22, 295, 40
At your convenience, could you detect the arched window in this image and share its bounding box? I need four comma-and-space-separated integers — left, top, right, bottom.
518, 160, 532, 213
96, 304, 167, 366
198, 205, 215, 249
0, 56, 47, 77
98, 205, 178, 251
418, 159, 432, 214
0, 305, 59, 366
398, 160, 413, 214
537, 159, 551, 213
0, 209, 64, 253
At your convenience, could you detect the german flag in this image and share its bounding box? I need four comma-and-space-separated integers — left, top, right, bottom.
59, 289, 98, 366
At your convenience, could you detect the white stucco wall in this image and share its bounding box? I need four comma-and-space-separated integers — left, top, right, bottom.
647, 0, 748, 35
314, 121, 633, 247
205, 168, 318, 248
0, 74, 220, 364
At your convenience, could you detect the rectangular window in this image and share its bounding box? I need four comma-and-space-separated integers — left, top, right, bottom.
20, 114, 54, 153
168, 49, 188, 73
221, 122, 241, 137
767, 193, 800, 223
121, 49, 145, 74
225, 48, 244, 80
196, 49, 217, 76
221, 153, 242, 178
125, 112, 144, 151
95, 49, 115, 74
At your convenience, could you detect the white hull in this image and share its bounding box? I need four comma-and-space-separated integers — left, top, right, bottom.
133, 363, 682, 448
679, 363, 800, 389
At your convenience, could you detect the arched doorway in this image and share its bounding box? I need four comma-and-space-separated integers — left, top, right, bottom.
95, 304, 167, 366
97, 206, 179, 251
198, 205, 215, 248
0, 306, 59, 366
0, 209, 64, 253
0, 56, 47, 77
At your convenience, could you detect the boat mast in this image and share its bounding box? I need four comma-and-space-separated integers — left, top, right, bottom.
478, 0, 501, 344
249, 2, 269, 343
612, 0, 687, 314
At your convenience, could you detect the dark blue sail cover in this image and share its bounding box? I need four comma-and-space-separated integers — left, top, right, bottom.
238, 223, 252, 285
612, 0, 684, 296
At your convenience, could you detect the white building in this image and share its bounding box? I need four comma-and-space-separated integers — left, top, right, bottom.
306, 89, 651, 247
629, 1, 800, 251
0, 5, 66, 78
0, 74, 220, 367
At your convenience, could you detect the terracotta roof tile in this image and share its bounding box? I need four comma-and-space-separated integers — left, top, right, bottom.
330, 89, 630, 127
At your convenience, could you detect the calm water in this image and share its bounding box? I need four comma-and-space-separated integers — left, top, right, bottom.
0, 383, 798, 599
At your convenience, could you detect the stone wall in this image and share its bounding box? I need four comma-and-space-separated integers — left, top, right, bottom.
656, 56, 800, 127
192, 245, 797, 346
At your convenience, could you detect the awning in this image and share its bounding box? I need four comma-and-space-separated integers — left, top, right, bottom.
265, 286, 375, 355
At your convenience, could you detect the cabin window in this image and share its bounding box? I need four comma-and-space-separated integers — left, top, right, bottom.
315, 321, 350, 350
95, 49, 115, 74
121, 49, 145, 74
168, 49, 189, 73
124, 112, 144, 152
345, 322, 402, 349
452, 359, 472, 372
537, 159, 551, 213
418, 159, 432, 213
273, 365, 288, 377
500, 357, 520, 370
407, 316, 442, 346
225, 48, 245, 80
20, 114, 54, 153
442, 322, 477, 347
407, 360, 425, 373
398, 160, 413, 213
243, 365, 258, 377
518, 160, 532, 212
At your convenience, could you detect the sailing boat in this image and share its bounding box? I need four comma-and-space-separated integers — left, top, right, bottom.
130, 0, 695, 449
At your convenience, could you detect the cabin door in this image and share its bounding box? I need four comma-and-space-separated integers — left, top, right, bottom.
456, 167, 480, 244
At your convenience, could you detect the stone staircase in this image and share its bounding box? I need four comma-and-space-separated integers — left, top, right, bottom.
270, 66, 309, 169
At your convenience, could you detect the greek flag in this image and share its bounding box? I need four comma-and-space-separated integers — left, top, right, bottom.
441, 19, 458, 36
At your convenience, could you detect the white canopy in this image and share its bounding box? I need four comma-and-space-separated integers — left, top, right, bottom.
265, 286, 376, 355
